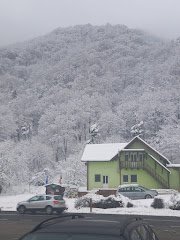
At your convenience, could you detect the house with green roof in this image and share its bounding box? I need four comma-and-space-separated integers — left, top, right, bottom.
81, 136, 180, 191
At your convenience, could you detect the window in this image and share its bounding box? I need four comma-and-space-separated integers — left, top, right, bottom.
123, 175, 128, 182
131, 153, 137, 162
134, 187, 143, 192
54, 195, 63, 200
103, 176, 108, 184
125, 154, 129, 161
38, 196, 45, 201
29, 196, 41, 202
46, 196, 52, 200
119, 187, 125, 192
95, 174, 101, 182
131, 175, 137, 182
139, 154, 143, 161
125, 187, 131, 192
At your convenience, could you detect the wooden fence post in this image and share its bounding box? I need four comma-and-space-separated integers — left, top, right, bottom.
90, 198, 92, 213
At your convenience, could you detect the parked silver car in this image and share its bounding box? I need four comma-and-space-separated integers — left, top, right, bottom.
116, 184, 158, 199
17, 194, 67, 215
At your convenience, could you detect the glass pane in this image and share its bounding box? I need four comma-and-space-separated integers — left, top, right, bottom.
123, 175, 128, 182
38, 196, 45, 201
134, 187, 141, 192
46, 196, 52, 200
103, 176, 105, 183
106, 176, 108, 183
131, 175, 137, 182
95, 174, 101, 182
29, 196, 39, 201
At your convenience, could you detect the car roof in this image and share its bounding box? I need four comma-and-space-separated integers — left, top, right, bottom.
38, 219, 122, 235
118, 184, 139, 188
29, 214, 142, 236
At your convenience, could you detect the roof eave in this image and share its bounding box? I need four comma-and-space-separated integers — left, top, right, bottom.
125, 136, 171, 164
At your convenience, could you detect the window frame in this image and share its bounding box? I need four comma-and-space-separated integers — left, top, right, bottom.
131, 174, 137, 183
95, 174, 101, 182
123, 175, 128, 183
103, 175, 108, 184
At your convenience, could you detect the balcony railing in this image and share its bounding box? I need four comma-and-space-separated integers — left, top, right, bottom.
120, 161, 144, 169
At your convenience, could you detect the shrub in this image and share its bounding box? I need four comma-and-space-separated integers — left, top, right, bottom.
64, 187, 78, 198
94, 197, 123, 209
151, 198, 164, 209
126, 202, 134, 208
169, 193, 180, 210
75, 197, 91, 209
75, 194, 124, 209
169, 201, 180, 210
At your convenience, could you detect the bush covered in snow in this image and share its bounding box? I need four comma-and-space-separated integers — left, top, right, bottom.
75, 196, 92, 209
94, 196, 124, 209
126, 202, 134, 208
168, 193, 180, 210
64, 186, 78, 198
151, 197, 164, 209
74, 193, 132, 209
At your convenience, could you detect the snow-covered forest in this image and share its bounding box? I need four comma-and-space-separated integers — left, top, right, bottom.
0, 24, 180, 189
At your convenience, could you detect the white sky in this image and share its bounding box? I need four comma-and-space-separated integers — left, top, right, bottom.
0, 0, 180, 46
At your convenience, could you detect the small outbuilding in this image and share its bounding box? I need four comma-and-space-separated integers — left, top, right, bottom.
45, 183, 65, 196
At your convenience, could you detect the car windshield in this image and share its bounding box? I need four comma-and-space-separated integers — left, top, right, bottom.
21, 233, 121, 240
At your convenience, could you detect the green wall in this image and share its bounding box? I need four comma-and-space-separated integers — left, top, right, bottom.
88, 160, 120, 190
120, 169, 162, 189
169, 168, 180, 190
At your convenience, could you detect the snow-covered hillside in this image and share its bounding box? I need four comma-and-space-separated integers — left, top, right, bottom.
0, 24, 180, 189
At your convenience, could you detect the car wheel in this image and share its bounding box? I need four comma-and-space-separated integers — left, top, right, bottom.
145, 194, 152, 199
18, 205, 26, 214
45, 206, 53, 215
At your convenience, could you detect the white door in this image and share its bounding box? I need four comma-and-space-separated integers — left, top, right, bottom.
103, 176, 109, 188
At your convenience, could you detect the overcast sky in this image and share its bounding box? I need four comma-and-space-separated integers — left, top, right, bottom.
1, 0, 180, 47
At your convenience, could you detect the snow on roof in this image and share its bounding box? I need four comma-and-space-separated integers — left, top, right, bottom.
148, 154, 171, 173
118, 184, 139, 188
167, 164, 180, 168
122, 149, 145, 151
44, 183, 62, 187
81, 143, 127, 162
127, 136, 171, 164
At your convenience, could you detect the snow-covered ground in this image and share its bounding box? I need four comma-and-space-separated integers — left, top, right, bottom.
0, 187, 180, 217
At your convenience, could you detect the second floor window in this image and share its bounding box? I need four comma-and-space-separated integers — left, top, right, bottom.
125, 154, 129, 161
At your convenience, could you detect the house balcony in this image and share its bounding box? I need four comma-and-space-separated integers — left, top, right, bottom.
119, 160, 169, 188
120, 161, 144, 169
